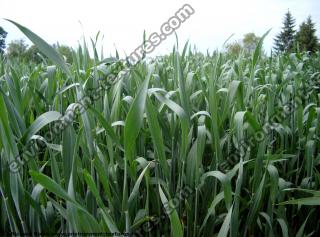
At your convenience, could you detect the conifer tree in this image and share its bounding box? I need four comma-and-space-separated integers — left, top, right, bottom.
0, 26, 7, 55
274, 10, 296, 53
295, 16, 319, 53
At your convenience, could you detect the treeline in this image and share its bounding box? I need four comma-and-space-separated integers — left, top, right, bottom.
225, 10, 319, 56
1, 9, 319, 62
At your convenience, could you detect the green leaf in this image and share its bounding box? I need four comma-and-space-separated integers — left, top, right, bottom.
83, 169, 119, 232
279, 196, 320, 205
20, 111, 62, 144
6, 20, 73, 79
217, 205, 233, 237
124, 66, 153, 162
158, 185, 183, 237
128, 163, 150, 205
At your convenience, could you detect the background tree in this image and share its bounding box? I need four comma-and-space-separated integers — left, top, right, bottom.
0, 26, 7, 55
226, 41, 242, 56
24, 45, 44, 63
274, 10, 296, 53
6, 39, 28, 59
53, 44, 73, 63
7, 40, 72, 64
242, 33, 260, 54
295, 16, 319, 53
226, 33, 261, 56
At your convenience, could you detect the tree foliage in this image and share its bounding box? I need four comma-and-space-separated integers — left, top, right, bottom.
226, 41, 242, 56
242, 33, 261, 54
0, 26, 8, 55
226, 33, 261, 56
53, 44, 73, 63
295, 16, 319, 53
6, 40, 74, 64
6, 40, 44, 63
274, 10, 296, 53
6, 39, 28, 58
24, 45, 43, 64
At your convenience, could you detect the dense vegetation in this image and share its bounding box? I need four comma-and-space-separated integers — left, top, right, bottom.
0, 23, 320, 237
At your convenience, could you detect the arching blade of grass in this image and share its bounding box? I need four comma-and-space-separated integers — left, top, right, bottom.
89, 106, 122, 150
6, 19, 73, 79
174, 52, 191, 120
29, 171, 101, 231
158, 185, 183, 237
122, 65, 153, 214
245, 173, 267, 234
83, 170, 119, 232
252, 29, 271, 70
201, 171, 232, 209
217, 205, 233, 237
279, 196, 320, 205
128, 162, 150, 205
124, 66, 153, 163
231, 158, 244, 237
0, 89, 19, 156
20, 111, 62, 144
145, 97, 170, 180
199, 191, 225, 233
277, 218, 289, 237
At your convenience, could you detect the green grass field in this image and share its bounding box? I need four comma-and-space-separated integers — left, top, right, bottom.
0, 23, 320, 236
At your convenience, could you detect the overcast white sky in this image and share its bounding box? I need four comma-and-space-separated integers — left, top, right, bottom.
1, 0, 319, 58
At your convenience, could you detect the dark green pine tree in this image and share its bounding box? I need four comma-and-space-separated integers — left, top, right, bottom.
295, 16, 319, 53
0, 26, 8, 55
274, 10, 296, 53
